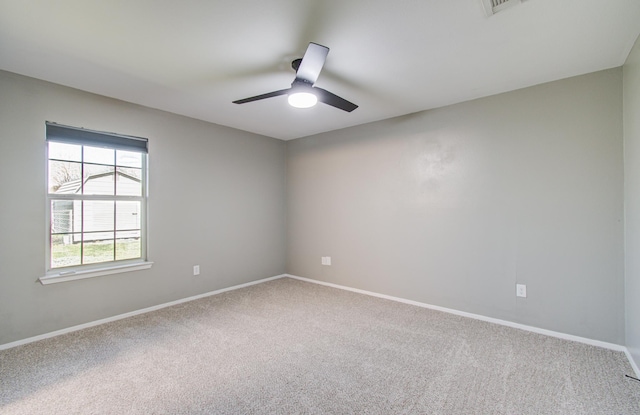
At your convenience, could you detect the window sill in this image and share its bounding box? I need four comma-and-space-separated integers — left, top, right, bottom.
39, 261, 153, 285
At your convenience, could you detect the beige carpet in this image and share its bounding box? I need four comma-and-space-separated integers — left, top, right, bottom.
1, 277, 639, 414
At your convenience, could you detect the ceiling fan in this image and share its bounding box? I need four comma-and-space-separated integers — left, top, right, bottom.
233, 42, 358, 112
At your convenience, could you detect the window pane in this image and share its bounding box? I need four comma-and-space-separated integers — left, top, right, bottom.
49, 161, 81, 193
116, 231, 141, 260
51, 200, 79, 234
116, 201, 140, 230
115, 168, 142, 196
48, 142, 81, 162
84, 201, 114, 232
83, 233, 115, 264
117, 167, 141, 180
84, 146, 114, 165
51, 234, 81, 268
83, 164, 115, 195
116, 150, 142, 168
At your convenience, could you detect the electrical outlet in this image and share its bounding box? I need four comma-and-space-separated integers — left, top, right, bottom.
516, 284, 526, 298
193, 265, 200, 276
321, 257, 332, 266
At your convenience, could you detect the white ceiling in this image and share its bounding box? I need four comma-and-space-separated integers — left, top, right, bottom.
1, 0, 639, 140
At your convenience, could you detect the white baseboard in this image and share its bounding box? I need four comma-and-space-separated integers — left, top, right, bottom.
0, 274, 286, 351
285, 274, 640, 378
624, 348, 640, 378
4, 272, 639, 379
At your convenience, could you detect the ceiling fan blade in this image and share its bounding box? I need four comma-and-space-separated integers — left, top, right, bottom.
314, 87, 358, 112
295, 43, 329, 85
233, 88, 291, 104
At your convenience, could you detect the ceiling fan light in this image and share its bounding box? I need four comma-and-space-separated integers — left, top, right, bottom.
288, 91, 317, 108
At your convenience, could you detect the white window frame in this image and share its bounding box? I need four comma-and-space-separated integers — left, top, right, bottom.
41, 122, 152, 284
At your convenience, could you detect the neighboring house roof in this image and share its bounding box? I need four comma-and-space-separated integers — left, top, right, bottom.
54, 171, 140, 194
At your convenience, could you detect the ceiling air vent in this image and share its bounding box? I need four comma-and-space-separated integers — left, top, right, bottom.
481, 0, 523, 17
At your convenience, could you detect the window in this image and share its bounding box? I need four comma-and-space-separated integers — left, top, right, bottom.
42, 122, 151, 284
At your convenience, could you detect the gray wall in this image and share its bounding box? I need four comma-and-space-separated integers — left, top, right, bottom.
0, 70, 287, 345
0, 64, 630, 349
287, 69, 624, 344
624, 35, 640, 368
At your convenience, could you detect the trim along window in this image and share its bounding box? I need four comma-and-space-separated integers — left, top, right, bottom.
42, 122, 151, 284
